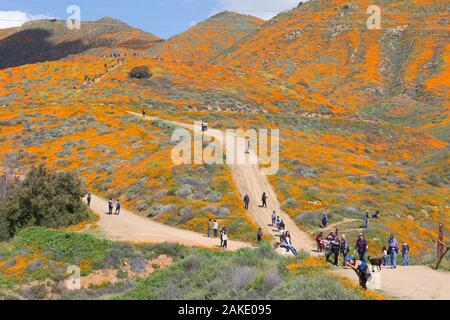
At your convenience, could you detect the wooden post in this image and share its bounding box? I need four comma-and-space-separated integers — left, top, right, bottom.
437, 223, 444, 258
434, 224, 449, 270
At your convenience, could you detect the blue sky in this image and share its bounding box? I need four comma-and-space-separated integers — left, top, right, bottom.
0, 0, 302, 38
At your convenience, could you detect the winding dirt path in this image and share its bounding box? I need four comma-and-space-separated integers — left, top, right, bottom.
87, 194, 251, 251
127, 111, 317, 255
334, 266, 450, 300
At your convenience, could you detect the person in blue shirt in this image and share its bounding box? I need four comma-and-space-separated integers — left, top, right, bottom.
346, 256, 371, 290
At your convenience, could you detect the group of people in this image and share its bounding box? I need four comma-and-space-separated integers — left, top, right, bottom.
316, 230, 350, 266
316, 230, 411, 269
242, 192, 299, 255
85, 193, 120, 215
107, 198, 121, 215
382, 234, 410, 267
273, 218, 297, 255
76, 52, 126, 90
207, 219, 228, 250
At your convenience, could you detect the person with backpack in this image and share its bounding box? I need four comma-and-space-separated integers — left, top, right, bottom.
271, 211, 276, 226
213, 220, 218, 238
108, 198, 113, 215
402, 242, 410, 266
87, 193, 92, 207
243, 194, 250, 210
115, 199, 121, 215
346, 256, 371, 290
257, 228, 263, 244
355, 233, 368, 262
279, 219, 285, 230
322, 212, 328, 228
388, 234, 399, 268
261, 192, 268, 208
207, 219, 211, 237
340, 234, 350, 266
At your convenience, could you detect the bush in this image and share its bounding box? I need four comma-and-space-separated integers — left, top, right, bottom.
129, 66, 151, 79
0, 165, 89, 240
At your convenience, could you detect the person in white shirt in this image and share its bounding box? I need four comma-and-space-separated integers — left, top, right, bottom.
213, 220, 219, 238
221, 232, 228, 250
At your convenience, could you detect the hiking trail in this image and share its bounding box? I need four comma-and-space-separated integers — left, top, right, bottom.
127, 111, 318, 255
87, 194, 251, 251
334, 265, 450, 300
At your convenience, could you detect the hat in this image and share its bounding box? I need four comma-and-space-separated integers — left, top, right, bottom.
345, 256, 355, 262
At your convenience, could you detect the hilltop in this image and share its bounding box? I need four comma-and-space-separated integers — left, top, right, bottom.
214, 0, 449, 140
151, 11, 264, 63
0, 17, 161, 69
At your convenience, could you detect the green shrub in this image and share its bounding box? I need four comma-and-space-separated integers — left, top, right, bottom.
129, 66, 151, 79
0, 165, 89, 240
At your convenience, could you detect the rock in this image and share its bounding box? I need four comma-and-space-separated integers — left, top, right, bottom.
176, 185, 193, 197
217, 206, 231, 218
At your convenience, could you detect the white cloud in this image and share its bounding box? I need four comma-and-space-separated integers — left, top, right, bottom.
0, 11, 56, 29
216, 0, 305, 20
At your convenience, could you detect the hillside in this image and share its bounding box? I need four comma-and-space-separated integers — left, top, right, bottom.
0, 17, 161, 69
214, 0, 449, 140
0, 228, 376, 300
151, 11, 264, 63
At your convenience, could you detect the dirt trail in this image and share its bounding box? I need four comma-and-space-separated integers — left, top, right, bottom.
127, 111, 317, 255
334, 266, 450, 300
87, 194, 251, 251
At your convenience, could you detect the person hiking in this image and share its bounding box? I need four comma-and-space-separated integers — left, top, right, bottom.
279, 227, 286, 244
261, 192, 268, 208
382, 246, 389, 267
87, 193, 92, 207
220, 226, 227, 247
142, 109, 146, 118
245, 139, 251, 154
364, 210, 370, 229
243, 194, 250, 210
221, 231, 228, 250
340, 234, 350, 266
346, 256, 371, 290
275, 216, 281, 230
283, 231, 298, 256
207, 219, 211, 237
108, 198, 113, 215
257, 228, 263, 244
213, 220, 218, 238
279, 220, 285, 230
402, 242, 410, 266
326, 235, 341, 266
115, 199, 121, 215
316, 232, 324, 252
388, 234, 399, 268
355, 233, 368, 262
322, 212, 328, 228
271, 211, 276, 226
